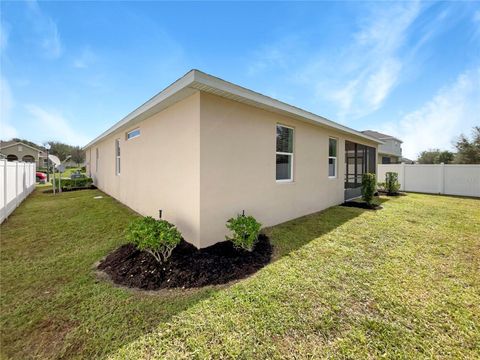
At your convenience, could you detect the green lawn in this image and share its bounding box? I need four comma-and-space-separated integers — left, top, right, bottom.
1, 189, 479, 359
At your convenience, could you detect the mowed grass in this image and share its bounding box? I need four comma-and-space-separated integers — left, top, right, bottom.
1, 189, 479, 359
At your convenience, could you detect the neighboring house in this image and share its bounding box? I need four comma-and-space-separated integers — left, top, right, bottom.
401, 157, 415, 164
361, 130, 403, 164
84, 70, 381, 248
0, 141, 47, 168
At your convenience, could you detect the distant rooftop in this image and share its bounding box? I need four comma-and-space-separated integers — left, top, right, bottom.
361, 130, 403, 143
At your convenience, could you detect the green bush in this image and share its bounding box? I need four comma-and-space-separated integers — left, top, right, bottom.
361, 173, 376, 205
126, 216, 182, 263
385, 172, 401, 195
377, 182, 386, 192
226, 213, 262, 252
60, 177, 93, 190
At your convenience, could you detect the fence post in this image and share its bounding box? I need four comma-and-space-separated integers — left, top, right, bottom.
440, 162, 445, 194
2, 160, 6, 221
15, 161, 19, 208
401, 162, 406, 191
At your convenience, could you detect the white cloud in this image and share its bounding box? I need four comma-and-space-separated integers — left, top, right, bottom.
380, 68, 480, 159
474, 10, 480, 23
0, 77, 18, 139
246, 2, 459, 122
247, 37, 298, 76
26, 0, 63, 58
0, 21, 9, 51
25, 105, 89, 145
325, 2, 422, 119
73, 47, 96, 69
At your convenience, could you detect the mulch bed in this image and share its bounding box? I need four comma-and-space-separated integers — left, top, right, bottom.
43, 185, 96, 193
97, 235, 273, 290
341, 201, 383, 210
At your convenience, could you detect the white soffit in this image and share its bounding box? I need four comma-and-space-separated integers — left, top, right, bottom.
83, 69, 382, 149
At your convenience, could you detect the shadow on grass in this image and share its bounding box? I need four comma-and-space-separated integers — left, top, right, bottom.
0, 188, 218, 360
1, 188, 391, 359
264, 196, 390, 259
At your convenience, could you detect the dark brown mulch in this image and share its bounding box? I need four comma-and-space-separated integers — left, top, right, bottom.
42, 185, 96, 194
97, 235, 273, 290
340, 201, 383, 210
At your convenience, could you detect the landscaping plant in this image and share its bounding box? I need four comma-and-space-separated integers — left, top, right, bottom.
377, 182, 386, 192
226, 213, 262, 251
361, 173, 376, 206
385, 172, 401, 195
126, 216, 182, 263
60, 177, 93, 190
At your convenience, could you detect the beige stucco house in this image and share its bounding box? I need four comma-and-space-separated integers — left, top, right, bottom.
361, 130, 403, 164
84, 70, 381, 248
0, 141, 47, 168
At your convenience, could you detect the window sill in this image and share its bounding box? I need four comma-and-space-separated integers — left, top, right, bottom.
276, 179, 294, 184
328, 176, 337, 179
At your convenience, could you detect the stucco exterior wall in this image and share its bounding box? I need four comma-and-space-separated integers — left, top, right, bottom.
198, 92, 378, 247
86, 92, 201, 247
85, 90, 378, 249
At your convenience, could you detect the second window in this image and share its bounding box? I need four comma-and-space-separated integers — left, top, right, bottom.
328, 137, 337, 178
276, 125, 294, 181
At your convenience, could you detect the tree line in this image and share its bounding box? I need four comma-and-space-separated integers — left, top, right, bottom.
417, 126, 480, 164
11, 138, 85, 166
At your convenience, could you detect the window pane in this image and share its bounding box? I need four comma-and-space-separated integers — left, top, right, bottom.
329, 158, 336, 177
127, 129, 140, 139
276, 125, 293, 153
329, 138, 337, 157
276, 154, 292, 180
367, 147, 376, 173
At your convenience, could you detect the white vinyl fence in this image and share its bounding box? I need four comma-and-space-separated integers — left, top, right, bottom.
0, 160, 36, 223
378, 163, 480, 198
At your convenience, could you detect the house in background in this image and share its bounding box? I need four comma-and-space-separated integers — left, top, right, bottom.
84, 70, 381, 248
401, 157, 415, 164
361, 130, 403, 164
0, 141, 47, 168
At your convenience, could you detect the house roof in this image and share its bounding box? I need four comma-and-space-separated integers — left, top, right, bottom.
0, 141, 43, 152
84, 70, 383, 149
361, 130, 403, 143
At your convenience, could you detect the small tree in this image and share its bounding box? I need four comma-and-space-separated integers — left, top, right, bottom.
361, 173, 376, 206
417, 149, 454, 164
226, 213, 262, 252
70, 146, 85, 166
385, 172, 401, 195
454, 126, 480, 164
126, 216, 182, 263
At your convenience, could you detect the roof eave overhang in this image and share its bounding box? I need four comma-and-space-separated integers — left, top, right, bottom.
83, 70, 383, 150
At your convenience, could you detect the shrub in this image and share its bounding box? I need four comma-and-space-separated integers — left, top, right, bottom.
377, 182, 386, 192
60, 177, 93, 190
385, 172, 401, 195
361, 173, 376, 206
126, 216, 182, 263
226, 213, 262, 252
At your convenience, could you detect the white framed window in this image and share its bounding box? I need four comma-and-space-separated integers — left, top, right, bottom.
126, 128, 140, 140
115, 139, 121, 175
276, 124, 294, 182
95, 148, 99, 172
328, 137, 337, 178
